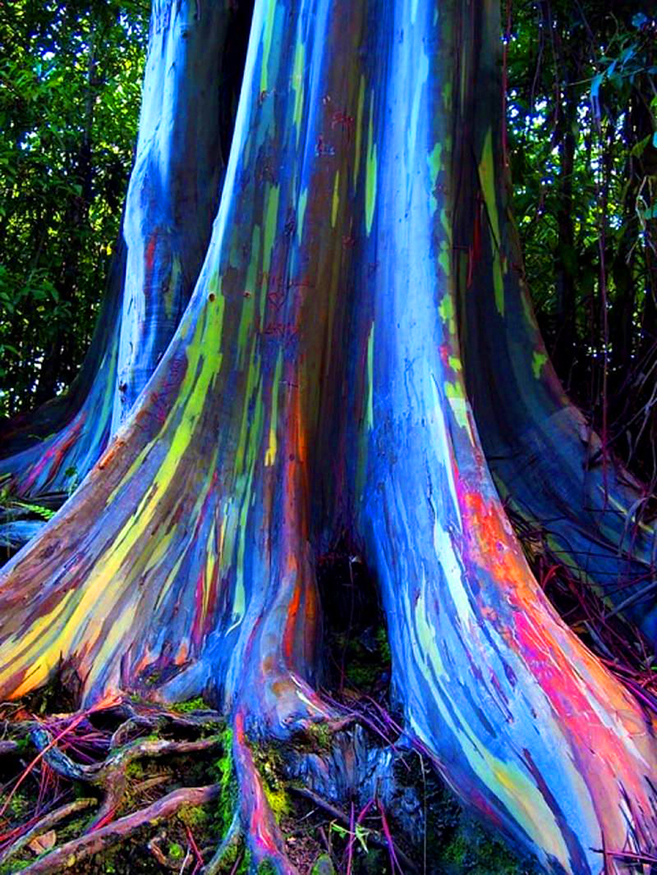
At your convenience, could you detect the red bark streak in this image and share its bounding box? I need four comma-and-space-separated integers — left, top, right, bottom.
145, 231, 158, 280
22, 414, 85, 493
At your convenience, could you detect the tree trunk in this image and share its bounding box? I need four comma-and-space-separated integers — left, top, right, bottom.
0, 236, 125, 497
1, 1, 656, 873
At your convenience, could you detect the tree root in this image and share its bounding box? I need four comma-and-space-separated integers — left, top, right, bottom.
232, 707, 299, 874
106, 700, 226, 743
30, 725, 222, 829
31, 725, 221, 783
0, 689, 419, 874
1, 695, 306, 873
20, 784, 219, 874
0, 797, 96, 869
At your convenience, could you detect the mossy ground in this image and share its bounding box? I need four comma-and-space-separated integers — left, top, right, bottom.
0, 605, 543, 875
0, 713, 543, 874
0, 695, 234, 874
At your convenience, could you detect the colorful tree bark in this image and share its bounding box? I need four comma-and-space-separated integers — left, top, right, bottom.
1, 1, 656, 872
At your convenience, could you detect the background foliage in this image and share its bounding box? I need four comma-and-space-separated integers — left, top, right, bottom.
0, 0, 148, 416
507, 1, 657, 487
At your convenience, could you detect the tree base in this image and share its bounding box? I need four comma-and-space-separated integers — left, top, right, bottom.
0, 682, 547, 875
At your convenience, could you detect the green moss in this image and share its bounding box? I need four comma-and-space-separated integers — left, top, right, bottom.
470, 832, 533, 875
306, 721, 331, 750
125, 760, 146, 780
345, 662, 380, 687
257, 862, 276, 875
170, 696, 207, 713
434, 812, 540, 874
57, 813, 93, 844
2, 791, 29, 819
375, 625, 391, 661
311, 853, 336, 874
168, 842, 185, 860
442, 833, 469, 865
209, 727, 237, 835
178, 803, 209, 830
261, 779, 290, 822
251, 744, 291, 823
0, 858, 31, 873
412, 763, 541, 875
337, 623, 392, 691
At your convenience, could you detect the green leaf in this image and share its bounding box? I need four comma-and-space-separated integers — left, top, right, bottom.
591, 73, 604, 101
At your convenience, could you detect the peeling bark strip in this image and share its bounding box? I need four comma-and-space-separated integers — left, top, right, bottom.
1, 0, 657, 872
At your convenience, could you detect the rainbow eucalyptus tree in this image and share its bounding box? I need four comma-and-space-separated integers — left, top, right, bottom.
1, 0, 657, 873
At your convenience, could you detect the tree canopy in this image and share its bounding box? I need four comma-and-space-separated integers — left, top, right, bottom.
507, 1, 657, 485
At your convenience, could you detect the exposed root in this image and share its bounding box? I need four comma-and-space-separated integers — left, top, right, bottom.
244, 671, 341, 742
109, 715, 157, 748
32, 724, 221, 783
31, 724, 222, 831
0, 689, 340, 873
0, 666, 424, 874
232, 708, 299, 874
0, 798, 96, 869
0, 689, 504, 873
0, 675, 356, 872
20, 784, 219, 874
107, 699, 225, 734
0, 699, 227, 870
507, 502, 657, 716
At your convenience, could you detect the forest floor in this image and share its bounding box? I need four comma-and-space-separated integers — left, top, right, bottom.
0, 691, 540, 874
